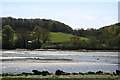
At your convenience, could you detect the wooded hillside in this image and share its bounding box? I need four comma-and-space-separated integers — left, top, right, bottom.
2, 17, 73, 34
1, 17, 120, 50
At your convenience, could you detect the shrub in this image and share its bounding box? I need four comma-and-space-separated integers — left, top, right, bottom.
96, 71, 103, 74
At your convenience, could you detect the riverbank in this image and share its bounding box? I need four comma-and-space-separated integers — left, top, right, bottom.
1, 49, 120, 52
1, 75, 119, 80
1, 69, 120, 80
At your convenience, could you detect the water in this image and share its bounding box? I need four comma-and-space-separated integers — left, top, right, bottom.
0, 50, 120, 74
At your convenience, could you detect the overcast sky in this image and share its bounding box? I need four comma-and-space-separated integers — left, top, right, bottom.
1, 0, 118, 29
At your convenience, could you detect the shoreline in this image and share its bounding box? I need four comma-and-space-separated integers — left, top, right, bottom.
1, 75, 119, 80
1, 69, 120, 80
1, 49, 120, 52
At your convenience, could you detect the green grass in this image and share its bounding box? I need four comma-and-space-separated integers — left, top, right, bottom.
1, 75, 119, 80
50, 32, 88, 42
12, 32, 88, 43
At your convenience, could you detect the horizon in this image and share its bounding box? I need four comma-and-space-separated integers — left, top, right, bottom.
1, 1, 118, 29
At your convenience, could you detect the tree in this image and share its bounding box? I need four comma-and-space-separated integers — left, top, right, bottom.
70, 36, 81, 48
2, 25, 15, 49
41, 28, 51, 43
33, 26, 51, 48
15, 28, 31, 48
33, 26, 42, 41
70, 36, 80, 44
33, 26, 43, 49
61, 36, 82, 50
87, 36, 103, 49
107, 33, 120, 49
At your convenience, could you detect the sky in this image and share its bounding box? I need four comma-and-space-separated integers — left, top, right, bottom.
0, 0, 118, 29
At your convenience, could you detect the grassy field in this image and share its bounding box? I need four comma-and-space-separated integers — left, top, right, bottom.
1, 75, 119, 80
12, 32, 88, 43
50, 32, 88, 42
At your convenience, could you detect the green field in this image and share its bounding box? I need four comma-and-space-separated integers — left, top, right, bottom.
12, 32, 88, 43
50, 32, 88, 42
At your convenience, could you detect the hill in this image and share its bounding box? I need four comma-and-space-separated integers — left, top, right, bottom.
2, 17, 73, 34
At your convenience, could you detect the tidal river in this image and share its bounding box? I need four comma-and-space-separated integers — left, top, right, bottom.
0, 50, 119, 74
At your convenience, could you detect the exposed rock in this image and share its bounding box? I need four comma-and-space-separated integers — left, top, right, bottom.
116, 70, 120, 75
104, 71, 113, 75
32, 70, 41, 75
41, 71, 50, 76
87, 71, 95, 74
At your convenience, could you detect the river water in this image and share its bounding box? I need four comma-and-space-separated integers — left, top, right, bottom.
0, 50, 119, 74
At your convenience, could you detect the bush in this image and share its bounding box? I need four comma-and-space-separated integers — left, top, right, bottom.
96, 71, 103, 74
22, 72, 32, 76
2, 73, 9, 76
32, 70, 41, 75
55, 70, 64, 75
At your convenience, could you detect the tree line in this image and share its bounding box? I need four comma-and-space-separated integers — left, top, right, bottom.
2, 17, 73, 34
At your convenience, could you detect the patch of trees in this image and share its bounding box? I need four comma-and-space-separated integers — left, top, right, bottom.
59, 36, 103, 50
2, 25, 51, 49
2, 17, 73, 34
72, 23, 120, 50
2, 25, 15, 49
